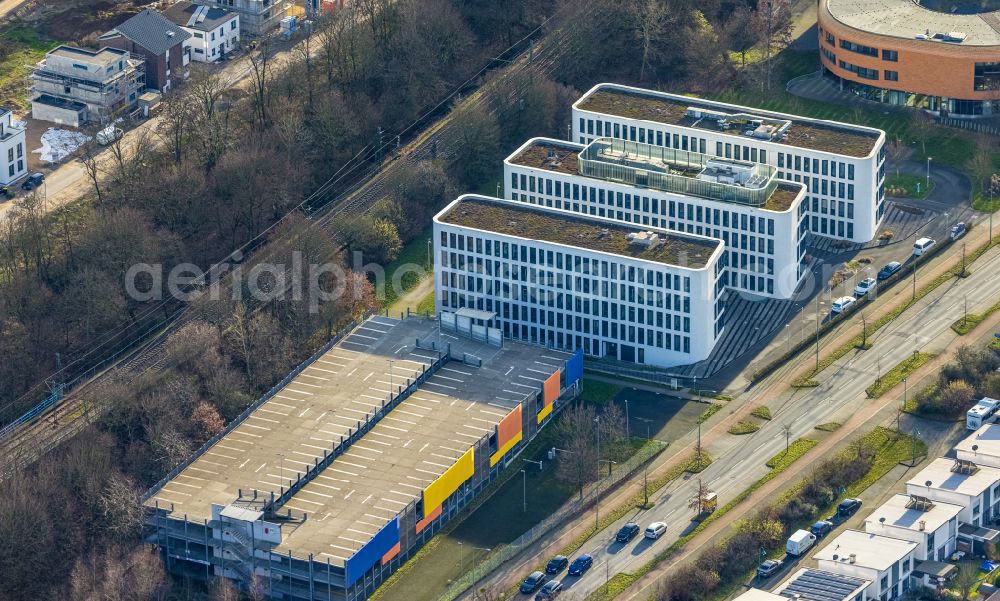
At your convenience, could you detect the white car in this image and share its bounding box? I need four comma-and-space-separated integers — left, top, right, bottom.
645, 522, 667, 540
854, 278, 876, 297
913, 237, 936, 256
831, 296, 855, 315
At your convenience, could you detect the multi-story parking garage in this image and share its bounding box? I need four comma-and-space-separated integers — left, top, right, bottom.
571, 83, 886, 244
819, 0, 1000, 116
144, 316, 580, 600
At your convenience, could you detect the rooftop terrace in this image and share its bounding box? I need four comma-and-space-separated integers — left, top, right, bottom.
439, 195, 720, 269
509, 138, 803, 212
826, 0, 1000, 46
575, 85, 881, 157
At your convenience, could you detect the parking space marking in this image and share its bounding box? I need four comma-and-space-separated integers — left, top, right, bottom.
292, 381, 323, 389
188, 466, 218, 475
248, 415, 280, 424
243, 423, 271, 431
258, 407, 290, 416
441, 367, 473, 376
423, 381, 456, 390
434, 375, 465, 383
517, 375, 543, 383
300, 443, 328, 451
330, 468, 359, 477
310, 482, 341, 492
216, 444, 245, 453
306, 366, 339, 375
285, 388, 315, 396
206, 451, 238, 460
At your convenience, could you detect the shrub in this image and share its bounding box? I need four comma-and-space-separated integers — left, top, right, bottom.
751, 406, 772, 420
728, 420, 760, 435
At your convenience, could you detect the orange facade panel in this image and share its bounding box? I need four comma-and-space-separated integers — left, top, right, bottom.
415, 504, 442, 534
543, 369, 561, 406
381, 542, 401, 565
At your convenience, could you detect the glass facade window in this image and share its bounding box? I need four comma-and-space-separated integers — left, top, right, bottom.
975, 62, 1000, 91
882, 49, 898, 62
840, 39, 878, 57
884, 70, 898, 82
839, 59, 879, 80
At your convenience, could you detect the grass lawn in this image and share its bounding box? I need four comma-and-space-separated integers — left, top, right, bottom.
0, 25, 59, 110
697, 403, 722, 424
378, 227, 432, 309
580, 378, 623, 406
750, 406, 772, 420
885, 173, 934, 199
415, 290, 435, 315
728, 420, 760, 435
865, 352, 936, 398
815, 422, 841, 432
951, 298, 1000, 335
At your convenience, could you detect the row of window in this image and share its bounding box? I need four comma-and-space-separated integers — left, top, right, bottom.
776, 152, 855, 180
440, 291, 695, 357
825, 28, 898, 62
580, 118, 707, 154
440, 231, 694, 291
7, 142, 23, 162
839, 59, 879, 81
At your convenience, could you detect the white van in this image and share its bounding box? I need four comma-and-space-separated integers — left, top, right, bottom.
913, 237, 936, 256
831, 296, 855, 315
786, 529, 817, 556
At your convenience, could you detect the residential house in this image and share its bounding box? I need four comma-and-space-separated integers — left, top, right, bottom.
0, 108, 27, 185
956, 422, 1000, 469
100, 9, 191, 92
813, 530, 917, 600
906, 457, 1000, 527
193, 0, 290, 36
864, 493, 961, 562
774, 568, 870, 601
30, 46, 144, 126
162, 1, 239, 63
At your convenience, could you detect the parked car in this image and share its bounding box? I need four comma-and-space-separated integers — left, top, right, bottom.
913, 237, 937, 256
854, 277, 876, 297
877, 261, 902, 281
20, 172, 43, 191
535, 580, 562, 600
645, 522, 667, 540
950, 222, 968, 240
545, 556, 568, 575
616, 522, 640, 543
838, 498, 863, 517
786, 529, 817, 556
810, 520, 834, 538
520, 571, 546, 594
831, 296, 855, 315
567, 554, 593, 576
757, 559, 784, 579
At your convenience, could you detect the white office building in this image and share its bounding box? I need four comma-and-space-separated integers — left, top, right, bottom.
0, 108, 27, 186
433, 194, 725, 368
571, 83, 887, 244
864, 494, 961, 562
503, 137, 808, 299
813, 530, 917, 600
906, 457, 1000, 527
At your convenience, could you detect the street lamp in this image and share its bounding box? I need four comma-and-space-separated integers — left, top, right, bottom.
926, 156, 932, 189
634, 416, 653, 440
815, 294, 826, 371
595, 416, 601, 529
624, 399, 630, 440
520, 469, 527, 513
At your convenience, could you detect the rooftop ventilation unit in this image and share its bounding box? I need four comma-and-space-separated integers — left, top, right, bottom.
626, 231, 660, 250
685, 107, 729, 121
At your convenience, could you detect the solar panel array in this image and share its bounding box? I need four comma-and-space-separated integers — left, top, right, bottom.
779, 570, 868, 601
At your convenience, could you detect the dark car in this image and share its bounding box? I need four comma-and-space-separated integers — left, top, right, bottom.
616, 522, 640, 543
535, 579, 562, 600
877, 261, 902, 281
757, 559, 784, 579
545, 555, 569, 575
20, 172, 43, 191
838, 498, 863, 517
520, 571, 546, 594
810, 520, 834, 538
567, 554, 593, 576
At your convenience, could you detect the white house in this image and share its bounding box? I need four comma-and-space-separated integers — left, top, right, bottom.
0, 108, 27, 186
433, 194, 725, 368
774, 568, 870, 601
864, 493, 961, 562
571, 83, 887, 244
813, 530, 917, 600
956, 421, 1000, 469
906, 457, 1000, 527
163, 1, 240, 63
503, 137, 808, 299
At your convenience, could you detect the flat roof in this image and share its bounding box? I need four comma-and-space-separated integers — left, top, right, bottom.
49, 45, 127, 64
825, 0, 1000, 47
145, 317, 442, 521
732, 590, 786, 601
907, 457, 1000, 497
274, 326, 569, 562
813, 530, 917, 571
774, 568, 870, 601
437, 195, 721, 269
864, 493, 962, 534
507, 138, 803, 212
956, 420, 1000, 458
146, 316, 571, 566
574, 84, 882, 158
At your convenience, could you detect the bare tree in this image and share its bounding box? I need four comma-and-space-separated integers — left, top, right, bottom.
688, 478, 713, 515
80, 141, 105, 205
554, 403, 599, 499
885, 137, 907, 177
100, 472, 144, 538
754, 0, 793, 90
247, 39, 273, 131
629, 0, 669, 82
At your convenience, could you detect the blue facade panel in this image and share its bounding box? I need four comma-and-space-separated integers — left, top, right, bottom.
345, 517, 400, 587
566, 349, 584, 387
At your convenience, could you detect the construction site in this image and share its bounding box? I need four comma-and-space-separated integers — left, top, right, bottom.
143, 314, 583, 601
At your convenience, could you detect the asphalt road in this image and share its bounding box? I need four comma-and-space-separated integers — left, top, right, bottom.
491, 244, 1000, 601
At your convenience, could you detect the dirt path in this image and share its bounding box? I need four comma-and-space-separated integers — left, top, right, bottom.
388, 275, 434, 316
621, 310, 1000, 600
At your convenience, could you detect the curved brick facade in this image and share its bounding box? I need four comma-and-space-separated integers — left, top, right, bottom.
819, 0, 1000, 114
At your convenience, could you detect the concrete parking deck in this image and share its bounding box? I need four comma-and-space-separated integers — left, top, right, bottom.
144, 316, 438, 520
273, 322, 571, 563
